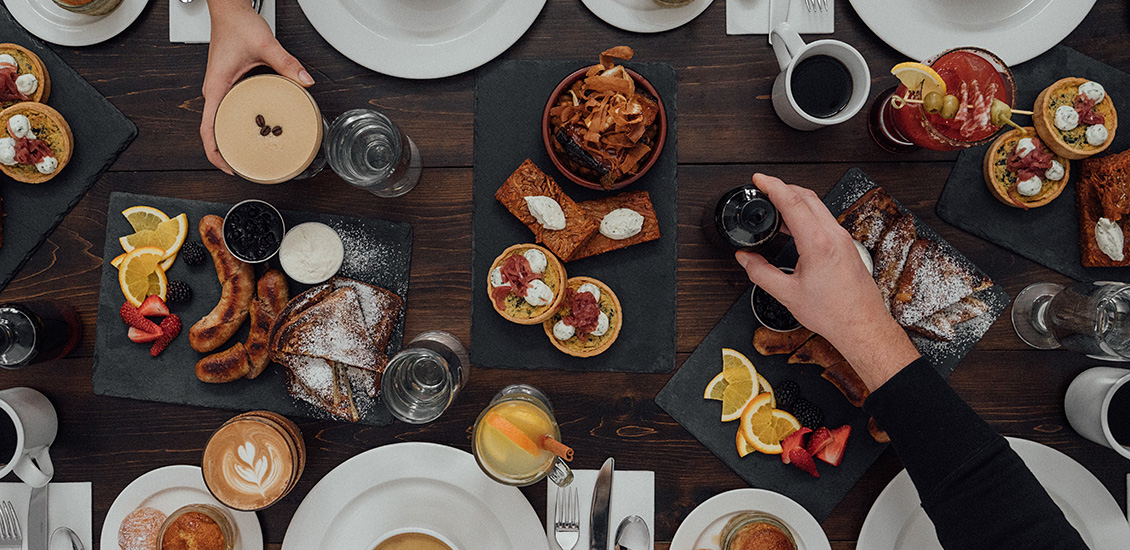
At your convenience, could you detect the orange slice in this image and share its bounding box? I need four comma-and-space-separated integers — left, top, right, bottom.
736, 430, 756, 458
484, 412, 539, 456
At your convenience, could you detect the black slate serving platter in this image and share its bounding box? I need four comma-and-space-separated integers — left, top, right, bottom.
0, 6, 137, 292
92, 192, 412, 426
656, 168, 1009, 520
938, 46, 1130, 283
470, 59, 678, 373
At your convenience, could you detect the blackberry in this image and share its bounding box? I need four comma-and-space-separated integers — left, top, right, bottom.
181, 241, 206, 266
775, 381, 800, 411
166, 280, 193, 304
791, 398, 824, 430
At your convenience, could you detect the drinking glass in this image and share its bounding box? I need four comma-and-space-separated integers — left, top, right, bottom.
472, 384, 573, 487
381, 331, 469, 424
326, 109, 422, 198
1012, 281, 1130, 361
0, 301, 81, 369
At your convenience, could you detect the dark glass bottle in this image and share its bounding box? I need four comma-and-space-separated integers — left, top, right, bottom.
704, 184, 790, 257
0, 301, 81, 369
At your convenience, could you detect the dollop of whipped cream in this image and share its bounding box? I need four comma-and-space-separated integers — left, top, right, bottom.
1079, 81, 1106, 103
523, 248, 547, 274
490, 267, 506, 288
1054, 105, 1079, 131
599, 208, 643, 240
0, 137, 15, 166
7, 114, 32, 139
525, 196, 566, 230
553, 319, 575, 341
523, 279, 554, 306
35, 155, 56, 174
14, 74, 36, 96
576, 282, 601, 301
0, 54, 15, 69
1086, 124, 1109, 146
1096, 217, 1125, 262
1045, 160, 1065, 181
590, 312, 610, 337
1016, 175, 1043, 197
1014, 137, 1036, 158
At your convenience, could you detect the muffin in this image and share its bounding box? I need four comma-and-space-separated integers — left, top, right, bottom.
983, 127, 1070, 209
0, 102, 72, 183
1032, 77, 1117, 159
542, 276, 622, 357
0, 43, 49, 109
488, 244, 567, 325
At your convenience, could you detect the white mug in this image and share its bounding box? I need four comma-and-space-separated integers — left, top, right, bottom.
770, 22, 870, 131
0, 387, 57, 486
1064, 367, 1130, 459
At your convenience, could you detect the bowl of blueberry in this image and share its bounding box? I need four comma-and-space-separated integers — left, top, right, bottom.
751, 266, 802, 332
222, 199, 285, 263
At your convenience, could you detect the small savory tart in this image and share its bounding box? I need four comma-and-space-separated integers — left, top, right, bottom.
0, 102, 71, 183
542, 276, 622, 357
0, 44, 49, 109
1032, 77, 1117, 159
488, 243, 567, 325
983, 127, 1069, 209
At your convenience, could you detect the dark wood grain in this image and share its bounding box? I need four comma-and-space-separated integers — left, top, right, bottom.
1, 0, 1129, 548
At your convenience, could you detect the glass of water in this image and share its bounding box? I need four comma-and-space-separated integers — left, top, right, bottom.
1013, 281, 1130, 361
326, 109, 422, 198
381, 330, 470, 423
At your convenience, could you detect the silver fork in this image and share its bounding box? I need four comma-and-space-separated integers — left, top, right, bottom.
806, 0, 829, 11
553, 486, 579, 550
0, 501, 22, 549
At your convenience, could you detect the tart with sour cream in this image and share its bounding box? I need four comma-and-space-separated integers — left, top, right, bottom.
488, 243, 567, 325
0, 102, 71, 184
983, 127, 1069, 209
0, 43, 49, 109
1032, 77, 1117, 159
542, 276, 622, 357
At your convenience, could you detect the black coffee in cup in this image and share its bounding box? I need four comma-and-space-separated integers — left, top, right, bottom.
1108, 382, 1130, 446
790, 55, 853, 118
0, 413, 16, 466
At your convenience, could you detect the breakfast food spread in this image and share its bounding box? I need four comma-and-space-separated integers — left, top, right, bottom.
542, 276, 622, 357
1032, 77, 1117, 159
202, 411, 304, 510
119, 507, 166, 550
496, 159, 598, 261
983, 127, 1070, 209
488, 243, 567, 325
0, 102, 71, 183
0, 44, 49, 108
1076, 149, 1130, 267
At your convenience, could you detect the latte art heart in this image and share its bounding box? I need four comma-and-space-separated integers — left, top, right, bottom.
203, 415, 298, 510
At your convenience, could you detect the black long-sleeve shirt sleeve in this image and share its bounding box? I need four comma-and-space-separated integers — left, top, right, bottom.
862, 357, 1089, 550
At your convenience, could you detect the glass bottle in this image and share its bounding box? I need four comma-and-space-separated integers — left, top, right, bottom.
0, 301, 81, 369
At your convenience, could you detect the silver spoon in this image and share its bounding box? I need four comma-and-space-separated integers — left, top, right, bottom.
50, 527, 85, 550
614, 515, 650, 550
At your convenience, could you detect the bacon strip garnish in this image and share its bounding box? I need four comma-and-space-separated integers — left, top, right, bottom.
0, 67, 27, 102
490, 254, 542, 309
1074, 93, 1105, 126
561, 288, 600, 338
7, 118, 52, 166
953, 80, 998, 139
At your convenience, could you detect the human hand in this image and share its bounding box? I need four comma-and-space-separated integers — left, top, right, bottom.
200, 0, 314, 174
735, 174, 919, 390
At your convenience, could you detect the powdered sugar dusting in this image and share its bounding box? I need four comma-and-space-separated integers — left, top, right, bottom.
331, 221, 410, 297
913, 288, 1007, 375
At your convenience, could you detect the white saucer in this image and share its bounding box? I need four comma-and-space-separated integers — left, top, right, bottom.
581, 0, 713, 34
4, 0, 149, 47
670, 488, 830, 550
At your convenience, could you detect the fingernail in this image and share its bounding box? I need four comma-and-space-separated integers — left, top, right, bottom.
734, 252, 750, 269
298, 70, 315, 86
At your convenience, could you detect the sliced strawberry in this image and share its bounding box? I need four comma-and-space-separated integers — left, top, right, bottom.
789, 448, 819, 477
127, 326, 162, 343
780, 427, 811, 465
806, 427, 834, 456
120, 302, 160, 334
138, 295, 170, 318
815, 424, 853, 467
150, 314, 181, 357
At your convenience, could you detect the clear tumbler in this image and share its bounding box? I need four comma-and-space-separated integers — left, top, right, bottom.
326, 109, 422, 198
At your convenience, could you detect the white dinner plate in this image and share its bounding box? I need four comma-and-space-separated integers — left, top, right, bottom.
670, 488, 831, 550
3, 0, 150, 47
295, 0, 545, 80
581, 0, 713, 34
848, 0, 1097, 66
858, 437, 1130, 550
100, 465, 263, 550
281, 441, 548, 550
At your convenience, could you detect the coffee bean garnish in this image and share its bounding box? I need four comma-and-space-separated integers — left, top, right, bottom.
255, 115, 265, 128
259, 125, 272, 136
272, 126, 283, 136
254, 115, 283, 137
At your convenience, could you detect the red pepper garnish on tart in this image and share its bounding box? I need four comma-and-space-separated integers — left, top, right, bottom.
491, 253, 542, 309
1074, 93, 1105, 126
1006, 139, 1054, 183
561, 288, 600, 338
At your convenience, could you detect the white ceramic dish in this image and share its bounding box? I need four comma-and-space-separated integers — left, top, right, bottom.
670, 488, 831, 550
580, 0, 713, 34
295, 0, 546, 80
848, 0, 1097, 65
100, 464, 263, 550
281, 441, 549, 550
858, 437, 1130, 550
3, 0, 150, 47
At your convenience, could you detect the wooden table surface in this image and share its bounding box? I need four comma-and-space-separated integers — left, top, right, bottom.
2, 1, 1129, 548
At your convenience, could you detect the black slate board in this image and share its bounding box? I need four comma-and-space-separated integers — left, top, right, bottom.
470, 59, 678, 373
938, 46, 1130, 283
656, 168, 1009, 520
92, 192, 413, 426
0, 6, 137, 291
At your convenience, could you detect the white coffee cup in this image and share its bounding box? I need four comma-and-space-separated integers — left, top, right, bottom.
0, 387, 57, 487
1064, 367, 1130, 459
770, 22, 871, 131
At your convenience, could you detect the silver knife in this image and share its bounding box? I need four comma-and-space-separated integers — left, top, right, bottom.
27, 485, 48, 550
589, 458, 614, 550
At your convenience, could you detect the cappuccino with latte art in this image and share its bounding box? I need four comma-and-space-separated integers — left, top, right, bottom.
202, 411, 305, 510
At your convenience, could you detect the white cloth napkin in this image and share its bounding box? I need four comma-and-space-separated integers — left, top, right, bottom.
727, 0, 834, 35
0, 483, 91, 550
545, 470, 654, 550
169, 0, 277, 44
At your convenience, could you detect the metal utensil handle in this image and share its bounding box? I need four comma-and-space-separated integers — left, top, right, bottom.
548, 456, 573, 486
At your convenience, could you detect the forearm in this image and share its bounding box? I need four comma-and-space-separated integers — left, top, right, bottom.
207, 0, 257, 19
824, 313, 920, 392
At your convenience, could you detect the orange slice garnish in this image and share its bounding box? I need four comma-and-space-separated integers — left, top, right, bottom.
485, 412, 539, 456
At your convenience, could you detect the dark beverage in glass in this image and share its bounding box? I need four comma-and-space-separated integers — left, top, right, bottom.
704, 184, 790, 258
1107, 382, 1130, 446
790, 55, 853, 119
0, 301, 81, 369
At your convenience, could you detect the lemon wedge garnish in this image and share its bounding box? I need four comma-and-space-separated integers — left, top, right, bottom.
891, 62, 946, 99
